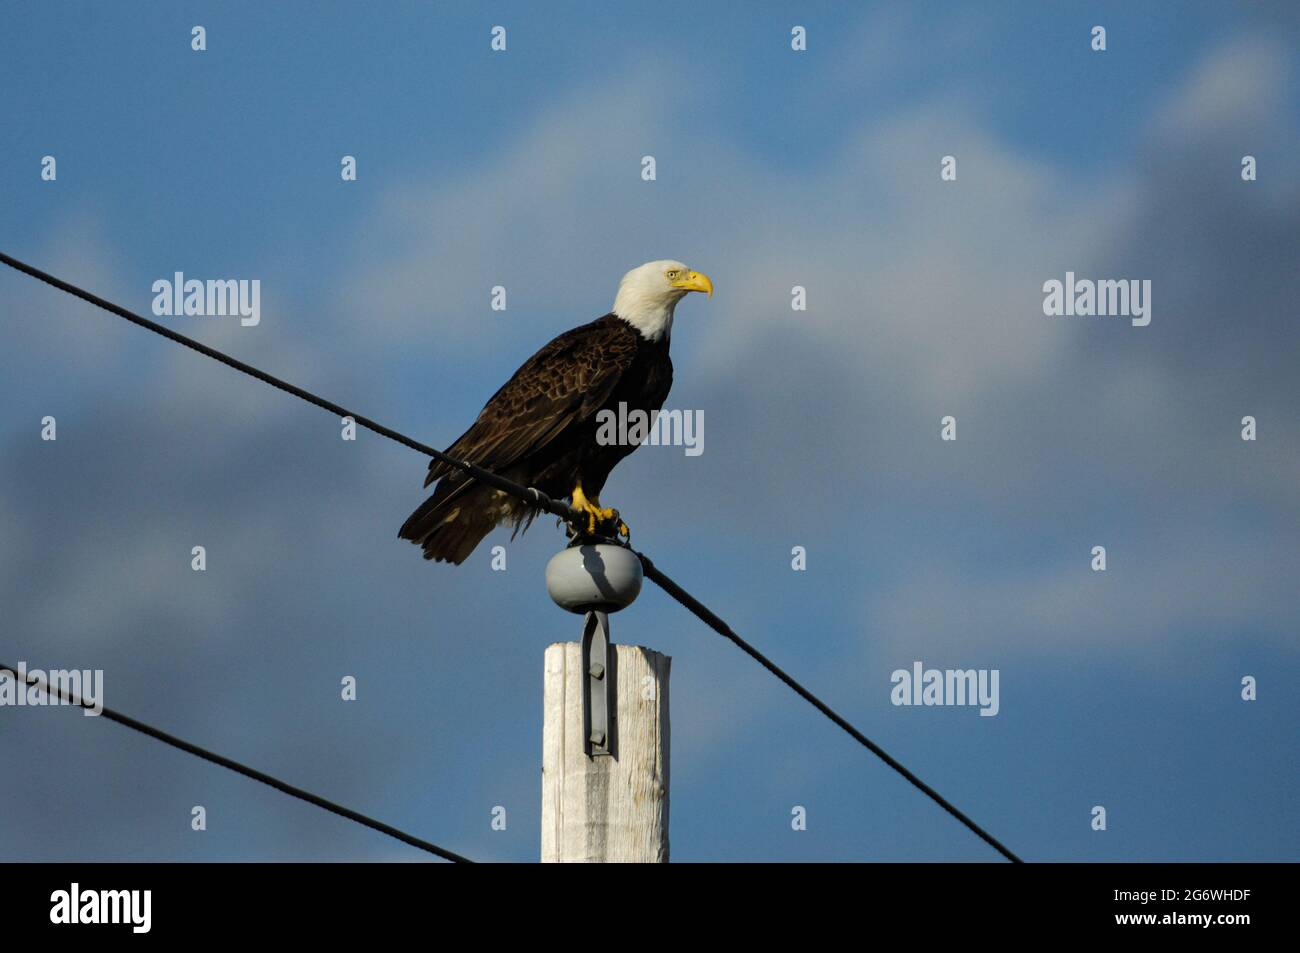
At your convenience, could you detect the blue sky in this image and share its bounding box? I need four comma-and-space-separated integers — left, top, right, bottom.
1, 2, 1297, 862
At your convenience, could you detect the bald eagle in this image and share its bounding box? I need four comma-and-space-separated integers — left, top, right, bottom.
399, 260, 713, 564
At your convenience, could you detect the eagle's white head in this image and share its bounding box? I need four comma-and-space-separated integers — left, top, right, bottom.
612, 259, 713, 342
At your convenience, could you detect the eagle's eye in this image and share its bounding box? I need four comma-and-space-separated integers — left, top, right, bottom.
666, 269, 680, 279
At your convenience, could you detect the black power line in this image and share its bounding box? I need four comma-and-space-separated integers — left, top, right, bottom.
1, 250, 1023, 862
0, 251, 580, 526
0, 661, 472, 863
635, 556, 1022, 862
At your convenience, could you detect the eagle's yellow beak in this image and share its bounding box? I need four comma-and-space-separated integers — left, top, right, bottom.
672, 271, 713, 297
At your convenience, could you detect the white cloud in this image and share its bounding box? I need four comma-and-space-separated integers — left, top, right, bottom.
1156, 35, 1293, 142
865, 531, 1298, 663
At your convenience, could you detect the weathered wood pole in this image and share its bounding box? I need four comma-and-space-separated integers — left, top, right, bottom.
541, 642, 670, 862
541, 544, 671, 862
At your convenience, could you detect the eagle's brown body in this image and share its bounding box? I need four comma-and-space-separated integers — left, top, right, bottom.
398, 314, 673, 564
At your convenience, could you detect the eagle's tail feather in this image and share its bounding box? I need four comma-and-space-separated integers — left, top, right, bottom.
398, 480, 521, 565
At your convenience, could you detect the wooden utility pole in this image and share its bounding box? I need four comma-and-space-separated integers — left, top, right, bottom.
541, 544, 671, 863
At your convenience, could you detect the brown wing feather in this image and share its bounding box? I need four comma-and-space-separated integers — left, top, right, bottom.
425, 316, 637, 484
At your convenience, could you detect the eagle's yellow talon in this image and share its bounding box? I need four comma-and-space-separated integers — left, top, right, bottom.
570, 484, 627, 539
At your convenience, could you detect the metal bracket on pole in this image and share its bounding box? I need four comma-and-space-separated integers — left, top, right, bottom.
581, 610, 617, 759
